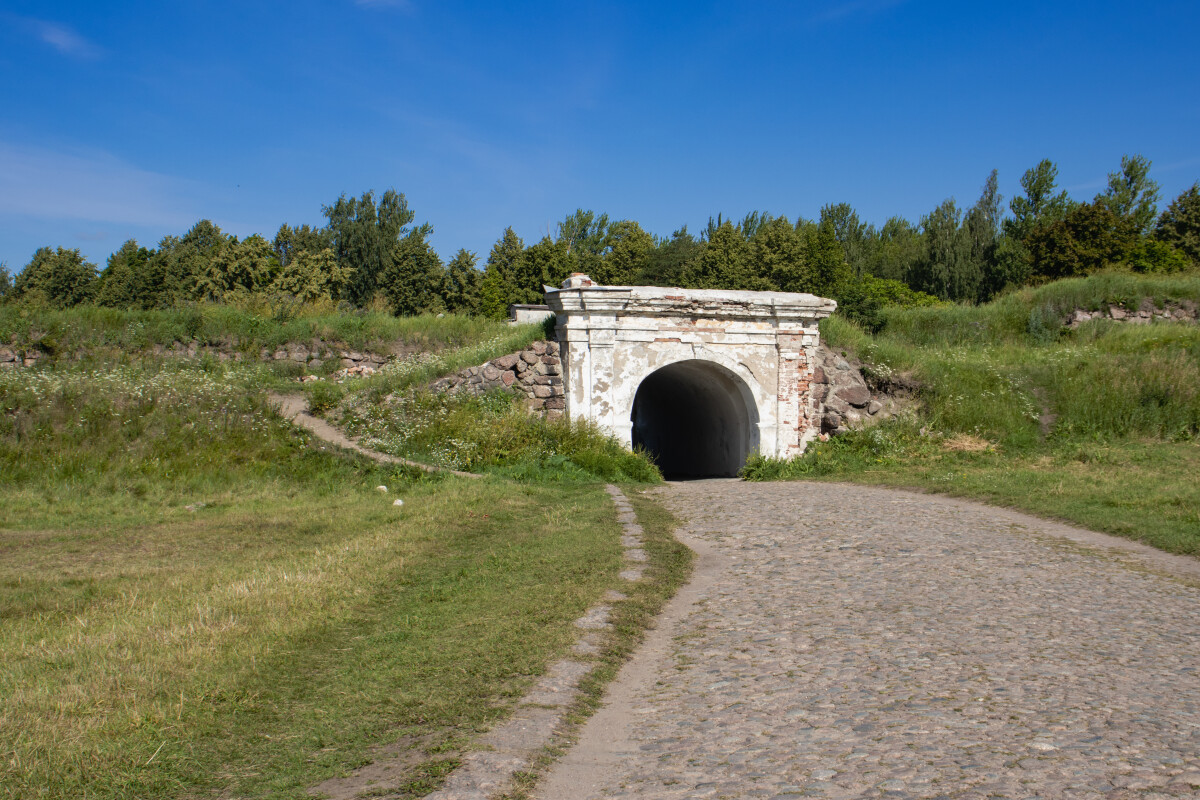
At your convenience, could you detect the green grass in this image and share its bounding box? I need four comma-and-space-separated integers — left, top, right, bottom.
0, 351, 668, 799
333, 387, 659, 482
0, 302, 520, 357
318, 326, 660, 482
747, 272, 1200, 556
874, 270, 1200, 348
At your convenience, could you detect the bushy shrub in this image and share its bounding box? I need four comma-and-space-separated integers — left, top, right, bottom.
835, 276, 941, 333
1124, 239, 1190, 274
307, 381, 345, 414
1026, 303, 1064, 344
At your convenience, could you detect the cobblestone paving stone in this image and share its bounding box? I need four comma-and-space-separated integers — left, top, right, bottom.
557, 481, 1200, 800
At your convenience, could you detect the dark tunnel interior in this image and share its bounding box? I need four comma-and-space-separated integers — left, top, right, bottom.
630, 360, 755, 479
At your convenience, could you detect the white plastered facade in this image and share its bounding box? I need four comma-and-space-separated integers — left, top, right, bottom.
543, 277, 836, 460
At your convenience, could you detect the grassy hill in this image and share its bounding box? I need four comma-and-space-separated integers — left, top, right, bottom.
0, 303, 518, 359
746, 271, 1200, 555
0, 307, 678, 800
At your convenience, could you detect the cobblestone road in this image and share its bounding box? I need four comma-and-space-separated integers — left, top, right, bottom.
538, 481, 1200, 800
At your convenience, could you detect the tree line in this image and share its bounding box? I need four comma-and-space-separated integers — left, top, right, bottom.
3, 155, 1198, 330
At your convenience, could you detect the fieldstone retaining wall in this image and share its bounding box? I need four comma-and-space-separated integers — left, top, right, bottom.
812, 345, 918, 436
0, 341, 392, 371
1068, 298, 1198, 327
428, 340, 566, 418
0, 347, 45, 368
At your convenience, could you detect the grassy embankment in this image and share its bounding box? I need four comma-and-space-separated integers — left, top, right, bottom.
744, 271, 1200, 556
0, 302, 517, 359
0, 307, 678, 800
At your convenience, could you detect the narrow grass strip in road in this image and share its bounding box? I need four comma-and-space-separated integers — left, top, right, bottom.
498, 484, 694, 800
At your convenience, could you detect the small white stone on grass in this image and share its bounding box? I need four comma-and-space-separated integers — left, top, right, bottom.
375, 485, 388, 493
393, 498, 404, 507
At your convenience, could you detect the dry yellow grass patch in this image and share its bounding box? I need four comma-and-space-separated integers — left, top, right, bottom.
942, 434, 995, 452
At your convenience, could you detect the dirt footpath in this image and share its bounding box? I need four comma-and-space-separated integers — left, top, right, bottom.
536, 481, 1200, 800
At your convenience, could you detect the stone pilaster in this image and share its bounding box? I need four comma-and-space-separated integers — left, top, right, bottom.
775, 333, 812, 458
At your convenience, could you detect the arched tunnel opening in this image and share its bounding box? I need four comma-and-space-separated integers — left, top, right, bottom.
631, 360, 757, 479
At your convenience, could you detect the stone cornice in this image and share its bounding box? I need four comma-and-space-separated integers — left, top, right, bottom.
544, 284, 836, 323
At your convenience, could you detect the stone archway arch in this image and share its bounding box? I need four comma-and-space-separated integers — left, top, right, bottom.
544, 275, 835, 466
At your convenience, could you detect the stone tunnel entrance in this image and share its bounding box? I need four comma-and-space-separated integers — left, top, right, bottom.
543, 275, 836, 464
631, 360, 757, 478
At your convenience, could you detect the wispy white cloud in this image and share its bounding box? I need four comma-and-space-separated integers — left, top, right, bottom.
812, 0, 908, 24
25, 18, 102, 59
0, 140, 200, 229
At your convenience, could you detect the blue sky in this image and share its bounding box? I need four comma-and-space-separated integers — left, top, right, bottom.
2, 0, 1198, 271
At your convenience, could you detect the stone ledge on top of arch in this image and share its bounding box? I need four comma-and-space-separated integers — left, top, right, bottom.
543, 280, 837, 323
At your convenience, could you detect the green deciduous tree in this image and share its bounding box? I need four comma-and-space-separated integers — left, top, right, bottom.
1155, 183, 1200, 265
685, 221, 763, 290
595, 221, 653, 285
273, 223, 333, 268
142, 220, 232, 308
866, 216, 923, 282
641, 227, 702, 287
195, 234, 277, 301
736, 211, 772, 242
964, 170, 1004, 301
95, 240, 152, 308
1097, 154, 1160, 235
751, 216, 809, 292
1026, 201, 1137, 280
985, 235, 1034, 298
910, 199, 974, 301
820, 203, 872, 278
557, 209, 611, 257
835, 275, 942, 333
13, 247, 98, 307
323, 190, 416, 306
996, 160, 1076, 299
1124, 238, 1190, 274
270, 248, 352, 302
801, 221, 853, 297
523, 236, 573, 293
1007, 159, 1074, 242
